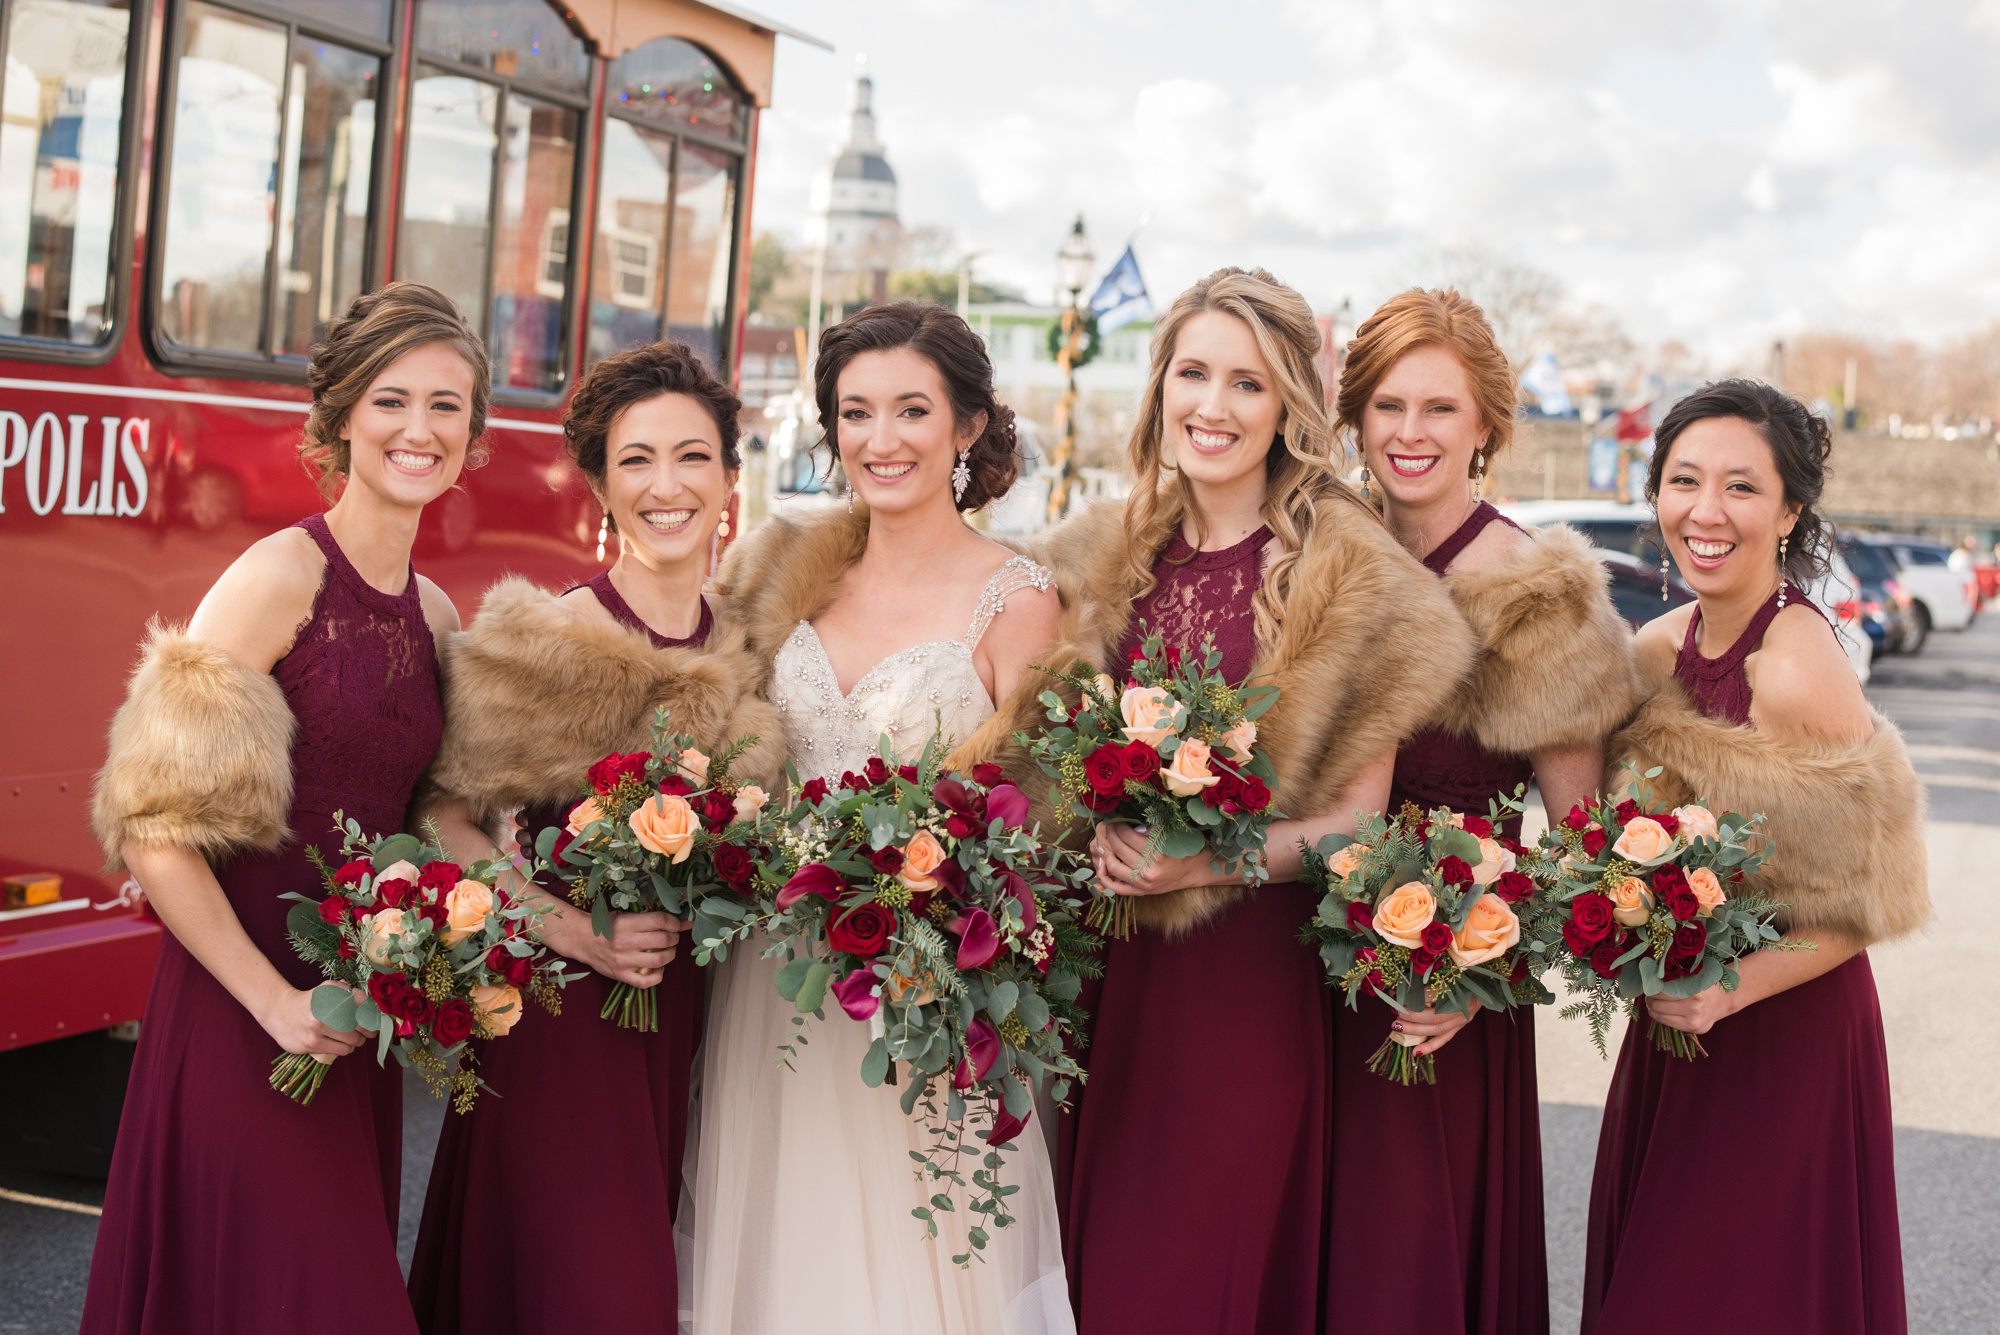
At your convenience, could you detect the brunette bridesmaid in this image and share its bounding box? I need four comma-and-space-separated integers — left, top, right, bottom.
1582, 380, 1926, 1334
82, 283, 482, 1334
1325, 289, 1637, 1334
1019, 268, 1474, 1333
406, 342, 782, 1334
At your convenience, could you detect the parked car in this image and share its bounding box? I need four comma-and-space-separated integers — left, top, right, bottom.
1834, 537, 1918, 656
1597, 548, 1694, 626
1842, 533, 1974, 651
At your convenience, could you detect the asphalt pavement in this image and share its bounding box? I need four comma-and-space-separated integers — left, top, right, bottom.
4, 611, 1995, 1335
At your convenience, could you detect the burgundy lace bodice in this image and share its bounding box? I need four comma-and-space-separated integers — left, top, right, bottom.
1673, 582, 1819, 726
273, 514, 442, 836
1388, 503, 1533, 838
1117, 525, 1270, 684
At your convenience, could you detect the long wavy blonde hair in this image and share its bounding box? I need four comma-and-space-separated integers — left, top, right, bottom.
1122, 267, 1369, 659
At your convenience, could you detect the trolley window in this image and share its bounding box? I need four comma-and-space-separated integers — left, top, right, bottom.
0, 0, 132, 351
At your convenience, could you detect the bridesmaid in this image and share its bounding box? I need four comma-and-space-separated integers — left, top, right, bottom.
1325, 289, 1636, 1334
1029, 268, 1475, 1333
406, 341, 783, 1333
83, 283, 481, 1334
1582, 380, 1926, 1334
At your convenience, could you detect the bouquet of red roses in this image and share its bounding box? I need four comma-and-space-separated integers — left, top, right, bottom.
1300, 791, 1565, 1084
716, 735, 1100, 1266
542, 707, 770, 1030
1021, 623, 1280, 937
1541, 773, 1788, 1059
275, 817, 575, 1109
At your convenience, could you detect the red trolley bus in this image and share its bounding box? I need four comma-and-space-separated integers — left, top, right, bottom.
0, 0, 820, 1159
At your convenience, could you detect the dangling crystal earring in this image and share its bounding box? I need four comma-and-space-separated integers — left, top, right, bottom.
1360, 464, 1371, 501
952, 448, 972, 504
846, 486, 854, 516
1777, 534, 1789, 607
1660, 549, 1671, 603
1473, 451, 1486, 496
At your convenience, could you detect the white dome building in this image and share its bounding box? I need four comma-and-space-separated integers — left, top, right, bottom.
807, 68, 902, 299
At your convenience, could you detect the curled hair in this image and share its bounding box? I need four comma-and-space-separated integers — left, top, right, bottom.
1333, 287, 1517, 479
813, 301, 1018, 511
301, 282, 489, 499
1646, 378, 1833, 586
564, 341, 742, 532
1125, 266, 1364, 661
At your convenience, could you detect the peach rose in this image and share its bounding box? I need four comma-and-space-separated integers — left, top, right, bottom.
1612, 816, 1675, 863
898, 829, 948, 892
886, 969, 937, 1006
1120, 685, 1178, 748
1327, 844, 1370, 879
676, 747, 710, 785
470, 983, 524, 1037
1450, 893, 1521, 967
377, 859, 421, 887
1674, 805, 1720, 844
1608, 875, 1653, 928
362, 908, 406, 966
1372, 882, 1437, 949
629, 793, 698, 864
566, 797, 603, 836
1217, 719, 1258, 759
1161, 737, 1219, 797
441, 879, 495, 945
1092, 672, 1118, 703
732, 785, 769, 824
1686, 866, 1728, 917
1471, 836, 1517, 887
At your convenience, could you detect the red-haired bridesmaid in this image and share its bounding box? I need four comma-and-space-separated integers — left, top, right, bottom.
1323, 289, 1637, 1334
83, 284, 484, 1334
406, 342, 781, 1334
1583, 380, 1925, 1334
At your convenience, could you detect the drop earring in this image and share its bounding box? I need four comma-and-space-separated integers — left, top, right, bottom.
1473, 451, 1486, 496
716, 490, 733, 541
1777, 534, 1789, 607
1660, 548, 1671, 603
952, 448, 972, 504
595, 513, 608, 564
1360, 463, 1371, 501
846, 486, 854, 516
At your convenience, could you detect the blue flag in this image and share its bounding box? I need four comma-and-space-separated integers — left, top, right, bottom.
1088, 245, 1153, 333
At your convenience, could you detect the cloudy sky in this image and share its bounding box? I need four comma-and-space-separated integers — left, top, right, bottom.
741, 0, 2000, 364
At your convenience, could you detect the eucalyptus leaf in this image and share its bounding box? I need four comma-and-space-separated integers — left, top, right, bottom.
310, 984, 357, 1032
371, 833, 423, 869
986, 981, 1019, 1022
590, 895, 613, 940
861, 1037, 891, 1087
1314, 832, 1356, 857
774, 955, 812, 1002
535, 825, 559, 861
1157, 826, 1206, 859
1014, 989, 1049, 1033
1000, 1074, 1033, 1117
796, 960, 832, 1014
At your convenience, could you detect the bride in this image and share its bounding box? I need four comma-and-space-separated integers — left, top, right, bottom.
686, 302, 1072, 1333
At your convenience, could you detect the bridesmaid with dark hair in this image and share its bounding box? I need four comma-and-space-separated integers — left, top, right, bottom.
407, 341, 782, 1334
1583, 380, 1926, 1334
83, 282, 483, 1334
1323, 288, 1637, 1334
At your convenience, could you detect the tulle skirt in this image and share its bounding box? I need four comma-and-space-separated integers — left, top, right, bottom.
683, 939, 1075, 1335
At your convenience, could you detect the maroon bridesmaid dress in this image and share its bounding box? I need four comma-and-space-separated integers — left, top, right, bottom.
407, 572, 709, 1335
82, 513, 441, 1335
1325, 502, 1548, 1334
1060, 526, 1332, 1334
1581, 584, 1907, 1334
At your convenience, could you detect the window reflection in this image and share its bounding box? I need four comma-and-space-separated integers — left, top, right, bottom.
586, 118, 670, 362
606, 38, 745, 141
668, 142, 735, 369
399, 71, 497, 338
489, 94, 574, 391
271, 0, 390, 40
275, 38, 376, 355
0, 0, 128, 345
416, 0, 590, 94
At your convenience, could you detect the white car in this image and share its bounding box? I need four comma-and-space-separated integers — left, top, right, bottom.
1846, 535, 1977, 647
1498, 501, 1871, 683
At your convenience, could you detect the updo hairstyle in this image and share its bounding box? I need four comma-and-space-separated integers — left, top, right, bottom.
563, 341, 742, 533
1334, 287, 1517, 478
812, 301, 1018, 512
301, 282, 490, 499
1645, 378, 1832, 586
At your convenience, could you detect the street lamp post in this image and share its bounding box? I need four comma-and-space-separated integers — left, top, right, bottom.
1045, 215, 1094, 526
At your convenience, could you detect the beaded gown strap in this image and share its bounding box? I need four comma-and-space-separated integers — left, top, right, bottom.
576, 570, 713, 649
1672, 581, 1816, 726
962, 555, 1054, 649
1420, 501, 1519, 576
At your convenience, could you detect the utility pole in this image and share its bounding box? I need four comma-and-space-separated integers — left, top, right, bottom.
1044, 216, 1095, 526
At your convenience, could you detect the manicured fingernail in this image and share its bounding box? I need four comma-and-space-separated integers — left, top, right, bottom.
1391, 1022, 1403, 1032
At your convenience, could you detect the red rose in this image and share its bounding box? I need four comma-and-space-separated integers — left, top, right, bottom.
828, 903, 894, 957
1580, 828, 1608, 858
1567, 892, 1617, 946
1128, 643, 1147, 665
317, 895, 350, 926
1492, 871, 1535, 904
1345, 901, 1373, 932
417, 861, 461, 900
332, 858, 371, 888
864, 757, 891, 787
800, 778, 830, 806
431, 997, 474, 1047
699, 791, 736, 832
1411, 948, 1441, 977
1614, 798, 1642, 825
1589, 936, 1626, 979
375, 877, 415, 909
971, 763, 1004, 787
1437, 855, 1474, 887
867, 845, 905, 875
405, 992, 437, 1029
1365, 968, 1386, 992
712, 842, 754, 890
1665, 886, 1700, 922
1082, 787, 1123, 814
550, 826, 576, 867
1669, 922, 1707, 961
1499, 836, 1529, 858
1420, 920, 1454, 953
1509, 953, 1530, 983
839, 769, 869, 792
1651, 864, 1688, 896
1120, 743, 1161, 783
1461, 814, 1493, 838
501, 953, 531, 988
588, 751, 650, 793
418, 900, 448, 930
336, 938, 357, 960
368, 971, 407, 1013
1162, 645, 1182, 670
1083, 746, 1127, 796
1238, 776, 1272, 812
1563, 804, 1591, 832
657, 774, 693, 798
945, 814, 980, 839
1656, 812, 1681, 837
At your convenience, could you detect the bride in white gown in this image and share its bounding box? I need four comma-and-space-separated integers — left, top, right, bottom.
685, 303, 1075, 1334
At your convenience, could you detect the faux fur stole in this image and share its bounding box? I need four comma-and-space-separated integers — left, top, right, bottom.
92, 624, 297, 870
997, 497, 1478, 937
1607, 684, 1930, 946
1428, 523, 1640, 756
424, 577, 786, 834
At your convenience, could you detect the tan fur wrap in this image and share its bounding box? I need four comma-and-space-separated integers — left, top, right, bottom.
1607, 685, 1930, 946
91, 624, 297, 870
423, 577, 786, 833
1430, 522, 1640, 755
993, 498, 1478, 937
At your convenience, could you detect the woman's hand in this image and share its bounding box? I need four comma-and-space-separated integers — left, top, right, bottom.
1390, 998, 1481, 1057
258, 984, 369, 1058
551, 909, 687, 989
1089, 822, 1224, 897
1645, 986, 1737, 1036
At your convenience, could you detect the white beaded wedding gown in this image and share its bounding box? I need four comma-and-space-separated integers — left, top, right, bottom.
683, 555, 1076, 1335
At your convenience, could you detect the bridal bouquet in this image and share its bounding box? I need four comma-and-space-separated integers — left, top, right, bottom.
540, 708, 771, 1029
275, 818, 575, 1109
731, 738, 1100, 1265
1021, 624, 1280, 937
1542, 774, 1789, 1059
1301, 791, 1564, 1085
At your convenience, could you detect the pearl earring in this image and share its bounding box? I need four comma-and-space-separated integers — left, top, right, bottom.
847, 487, 854, 515
1660, 548, 1671, 603
716, 493, 733, 541
1777, 534, 1788, 608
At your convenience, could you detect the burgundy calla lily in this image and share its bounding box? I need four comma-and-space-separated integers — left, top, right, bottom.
951, 907, 1002, 970
829, 967, 882, 1021
776, 862, 846, 911
986, 783, 1030, 830
952, 1015, 999, 1089
988, 1097, 1032, 1147
1001, 869, 1037, 933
